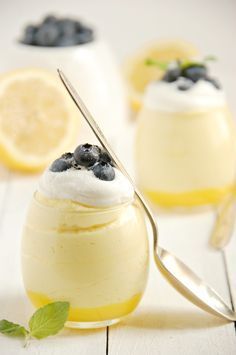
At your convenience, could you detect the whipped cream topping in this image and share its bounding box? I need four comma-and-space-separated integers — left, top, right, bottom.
144, 79, 226, 112
38, 167, 134, 207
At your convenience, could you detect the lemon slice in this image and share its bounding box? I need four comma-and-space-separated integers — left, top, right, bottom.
0, 68, 79, 172
123, 40, 199, 111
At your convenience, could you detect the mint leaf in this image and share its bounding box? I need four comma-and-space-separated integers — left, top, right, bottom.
29, 302, 69, 339
0, 320, 28, 337
181, 61, 205, 69
204, 55, 217, 62
145, 58, 169, 70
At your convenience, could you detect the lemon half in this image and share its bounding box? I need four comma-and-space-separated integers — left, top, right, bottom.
0, 68, 79, 172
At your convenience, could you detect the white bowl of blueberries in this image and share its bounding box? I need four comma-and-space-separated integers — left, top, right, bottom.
1, 15, 128, 144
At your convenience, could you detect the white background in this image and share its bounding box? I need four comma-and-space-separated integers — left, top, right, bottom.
1, 0, 236, 111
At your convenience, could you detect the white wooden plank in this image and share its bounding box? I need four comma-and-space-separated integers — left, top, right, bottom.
0, 167, 10, 213
0, 175, 107, 355
108, 211, 236, 355
224, 222, 236, 310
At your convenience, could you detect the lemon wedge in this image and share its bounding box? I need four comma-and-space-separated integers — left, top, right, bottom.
123, 39, 199, 111
0, 68, 79, 172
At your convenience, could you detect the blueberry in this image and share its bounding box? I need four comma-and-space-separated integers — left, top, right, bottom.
176, 77, 193, 91
71, 160, 81, 169
74, 28, 94, 45
19, 16, 94, 47
75, 21, 84, 31
60, 152, 73, 160
34, 23, 60, 46
205, 76, 221, 89
99, 150, 113, 165
50, 158, 72, 172
20, 25, 37, 44
92, 162, 115, 181
74, 143, 100, 167
25, 25, 37, 35
182, 65, 207, 82
56, 35, 77, 47
162, 67, 181, 83
58, 18, 78, 36
42, 15, 58, 25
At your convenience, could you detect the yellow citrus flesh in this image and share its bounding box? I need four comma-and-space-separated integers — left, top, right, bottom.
0, 68, 79, 172
27, 290, 142, 322
123, 40, 199, 111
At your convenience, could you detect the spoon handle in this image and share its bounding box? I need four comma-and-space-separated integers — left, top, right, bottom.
210, 195, 236, 249
57, 69, 158, 236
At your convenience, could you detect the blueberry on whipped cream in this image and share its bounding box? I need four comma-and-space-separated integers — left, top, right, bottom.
162, 67, 181, 83
50, 158, 72, 172
49, 143, 115, 181
40, 144, 133, 207
19, 14, 94, 47
74, 143, 100, 167
144, 57, 225, 112
176, 77, 193, 91
92, 161, 115, 181
161, 60, 221, 90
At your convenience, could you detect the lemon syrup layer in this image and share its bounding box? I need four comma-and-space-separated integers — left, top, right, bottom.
27, 290, 142, 322
144, 185, 234, 208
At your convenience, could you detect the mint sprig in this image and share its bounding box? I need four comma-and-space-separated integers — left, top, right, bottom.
145, 55, 217, 71
203, 55, 217, 62
0, 301, 69, 346
145, 58, 169, 70
29, 302, 69, 339
0, 320, 29, 337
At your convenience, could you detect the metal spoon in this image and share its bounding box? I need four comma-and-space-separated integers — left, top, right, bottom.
58, 69, 236, 322
210, 194, 236, 249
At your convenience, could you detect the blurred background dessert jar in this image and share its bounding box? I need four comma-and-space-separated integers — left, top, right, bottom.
0, 14, 128, 144
135, 59, 236, 209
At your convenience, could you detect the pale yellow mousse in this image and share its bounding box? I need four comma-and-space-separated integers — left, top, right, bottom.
136, 80, 236, 208
22, 192, 149, 323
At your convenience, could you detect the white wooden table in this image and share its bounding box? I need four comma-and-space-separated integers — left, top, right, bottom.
0, 126, 236, 355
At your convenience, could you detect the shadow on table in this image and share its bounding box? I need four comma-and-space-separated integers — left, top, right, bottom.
0, 295, 227, 336
122, 309, 227, 330
0, 294, 105, 337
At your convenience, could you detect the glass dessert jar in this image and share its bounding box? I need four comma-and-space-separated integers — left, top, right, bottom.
135, 64, 236, 210
0, 14, 127, 144
21, 144, 149, 329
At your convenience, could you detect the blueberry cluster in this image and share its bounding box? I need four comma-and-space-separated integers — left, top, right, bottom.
50, 144, 115, 181
162, 63, 221, 91
19, 15, 94, 47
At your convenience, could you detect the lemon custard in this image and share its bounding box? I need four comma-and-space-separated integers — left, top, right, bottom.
22, 144, 149, 328
136, 61, 236, 208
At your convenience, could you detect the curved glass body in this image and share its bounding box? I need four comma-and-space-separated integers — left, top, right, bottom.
135, 105, 236, 209
21, 193, 149, 328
